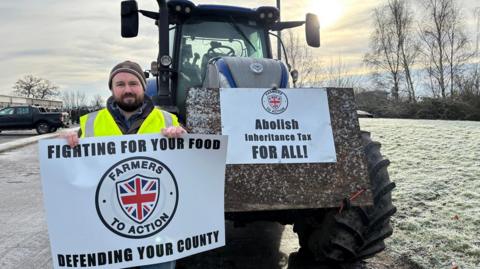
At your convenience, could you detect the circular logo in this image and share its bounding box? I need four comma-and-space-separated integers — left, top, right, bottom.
96, 156, 178, 239
261, 88, 288, 114
250, 63, 264, 74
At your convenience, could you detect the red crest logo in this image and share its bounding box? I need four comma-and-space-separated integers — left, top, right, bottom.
116, 174, 159, 224
262, 88, 288, 114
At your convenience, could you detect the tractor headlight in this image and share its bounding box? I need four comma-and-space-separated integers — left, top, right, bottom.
160, 55, 172, 67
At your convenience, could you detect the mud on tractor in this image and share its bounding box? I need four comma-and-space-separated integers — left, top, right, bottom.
120, 0, 396, 264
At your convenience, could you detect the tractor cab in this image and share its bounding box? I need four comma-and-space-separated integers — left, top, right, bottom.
172, 7, 273, 117
121, 0, 319, 120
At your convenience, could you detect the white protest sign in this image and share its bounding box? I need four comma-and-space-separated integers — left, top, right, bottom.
39, 134, 227, 269
220, 88, 336, 164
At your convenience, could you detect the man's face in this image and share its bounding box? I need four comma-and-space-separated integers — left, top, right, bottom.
111, 72, 144, 112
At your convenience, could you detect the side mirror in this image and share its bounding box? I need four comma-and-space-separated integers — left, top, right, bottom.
305, 13, 320, 47
121, 1, 139, 38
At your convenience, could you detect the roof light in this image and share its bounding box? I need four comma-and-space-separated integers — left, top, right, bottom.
256, 6, 280, 22
168, 0, 196, 15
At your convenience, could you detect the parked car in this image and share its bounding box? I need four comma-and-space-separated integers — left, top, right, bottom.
0, 105, 69, 134
357, 110, 374, 118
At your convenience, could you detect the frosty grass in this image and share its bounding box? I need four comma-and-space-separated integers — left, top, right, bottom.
360, 118, 480, 269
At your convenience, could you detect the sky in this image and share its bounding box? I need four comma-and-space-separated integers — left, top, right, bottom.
0, 0, 478, 102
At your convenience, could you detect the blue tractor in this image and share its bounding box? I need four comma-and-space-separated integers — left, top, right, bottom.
121, 0, 396, 265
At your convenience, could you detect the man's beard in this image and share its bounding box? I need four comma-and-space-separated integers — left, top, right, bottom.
115, 93, 143, 112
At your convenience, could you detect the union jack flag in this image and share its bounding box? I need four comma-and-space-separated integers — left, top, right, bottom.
116, 175, 159, 224
268, 95, 282, 109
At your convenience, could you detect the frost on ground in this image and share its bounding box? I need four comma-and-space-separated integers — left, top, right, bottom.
360, 118, 480, 269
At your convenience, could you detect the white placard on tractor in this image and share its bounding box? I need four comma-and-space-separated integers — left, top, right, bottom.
220, 88, 336, 164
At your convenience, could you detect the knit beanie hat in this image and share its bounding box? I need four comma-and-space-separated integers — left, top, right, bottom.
108, 61, 146, 90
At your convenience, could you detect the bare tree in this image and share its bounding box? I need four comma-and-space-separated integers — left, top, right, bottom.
75, 91, 87, 108
364, 4, 402, 101
61, 90, 88, 109
283, 29, 321, 87
13, 75, 40, 98
474, 8, 480, 93
90, 94, 105, 109
13, 75, 59, 100
472, 67, 480, 95
318, 56, 363, 88
61, 90, 75, 110
455, 69, 480, 98
364, 0, 418, 102
419, 0, 449, 98
283, 29, 365, 89
390, 0, 419, 102
36, 79, 60, 99
419, 0, 471, 98
445, 4, 471, 97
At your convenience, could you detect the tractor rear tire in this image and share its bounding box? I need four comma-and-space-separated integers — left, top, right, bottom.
294, 132, 396, 263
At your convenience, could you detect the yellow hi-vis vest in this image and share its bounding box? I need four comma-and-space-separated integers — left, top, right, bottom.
79, 108, 179, 137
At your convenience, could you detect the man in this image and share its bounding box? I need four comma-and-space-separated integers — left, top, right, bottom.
63, 60, 185, 146
63, 61, 183, 269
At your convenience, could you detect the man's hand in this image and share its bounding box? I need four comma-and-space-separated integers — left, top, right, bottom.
161, 126, 186, 138
60, 131, 79, 148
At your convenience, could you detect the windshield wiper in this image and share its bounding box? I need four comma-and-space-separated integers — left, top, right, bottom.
228, 16, 257, 53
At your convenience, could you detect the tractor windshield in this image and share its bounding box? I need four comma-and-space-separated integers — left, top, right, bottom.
176, 19, 267, 117
179, 19, 267, 78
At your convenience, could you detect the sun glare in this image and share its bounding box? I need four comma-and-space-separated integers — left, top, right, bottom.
307, 0, 344, 29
